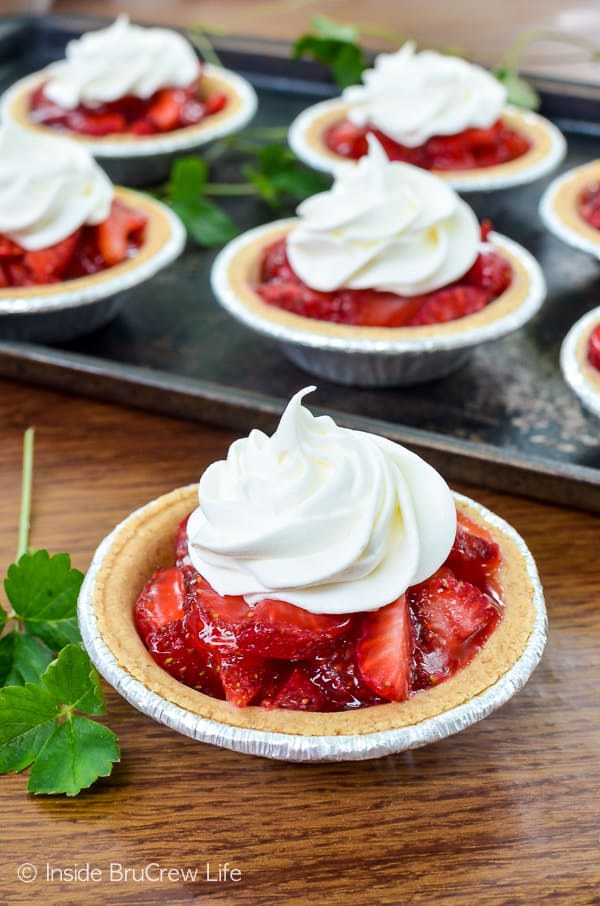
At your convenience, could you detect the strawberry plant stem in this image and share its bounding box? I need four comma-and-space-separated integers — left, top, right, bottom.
204, 183, 256, 196
17, 428, 34, 561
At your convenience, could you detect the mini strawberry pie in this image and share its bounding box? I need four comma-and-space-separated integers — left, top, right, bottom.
82, 389, 546, 757
1, 16, 257, 185
540, 160, 600, 260
289, 43, 565, 191
560, 306, 600, 420
0, 124, 185, 342
211, 138, 545, 386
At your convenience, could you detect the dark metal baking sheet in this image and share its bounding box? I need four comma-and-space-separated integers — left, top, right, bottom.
1, 15, 599, 511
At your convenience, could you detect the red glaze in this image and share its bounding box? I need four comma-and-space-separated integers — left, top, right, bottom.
135, 512, 505, 711
578, 183, 600, 231
28, 78, 228, 137
587, 324, 600, 372
0, 199, 147, 288
324, 117, 531, 170
255, 233, 512, 327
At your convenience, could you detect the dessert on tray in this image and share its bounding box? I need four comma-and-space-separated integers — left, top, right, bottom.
79, 388, 547, 760
289, 42, 565, 191
211, 137, 546, 386
0, 123, 185, 342
540, 160, 600, 260
1, 16, 257, 185
560, 306, 600, 420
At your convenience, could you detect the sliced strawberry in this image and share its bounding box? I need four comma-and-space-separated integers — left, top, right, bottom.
356, 595, 412, 702
446, 513, 501, 588
359, 291, 425, 327
0, 235, 23, 258
67, 109, 127, 136
265, 666, 327, 711
579, 183, 600, 230
218, 652, 268, 707
23, 231, 80, 284
203, 93, 228, 116
135, 566, 187, 641
174, 515, 192, 569
464, 249, 512, 297
96, 200, 147, 267
0, 263, 9, 288
184, 589, 250, 656
238, 599, 353, 660
304, 634, 385, 709
146, 619, 224, 698
408, 286, 489, 326
324, 119, 369, 160
588, 324, 600, 371
147, 88, 185, 132
260, 238, 299, 283
410, 570, 498, 664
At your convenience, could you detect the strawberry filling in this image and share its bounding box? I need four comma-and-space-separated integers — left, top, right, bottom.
255, 223, 512, 327
28, 78, 228, 137
0, 199, 147, 288
325, 117, 531, 170
578, 183, 600, 231
134, 512, 503, 711
587, 324, 600, 372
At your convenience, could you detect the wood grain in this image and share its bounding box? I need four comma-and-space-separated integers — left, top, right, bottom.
0, 377, 599, 905
50, 0, 600, 85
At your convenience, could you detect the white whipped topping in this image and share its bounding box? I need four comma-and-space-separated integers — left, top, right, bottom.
42, 15, 201, 109
0, 124, 113, 250
187, 387, 456, 615
287, 136, 480, 296
343, 42, 506, 147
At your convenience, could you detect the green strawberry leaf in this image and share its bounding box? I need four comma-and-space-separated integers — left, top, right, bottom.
0, 645, 119, 794
0, 683, 58, 772
170, 197, 238, 247
311, 14, 360, 44
493, 67, 541, 110
41, 644, 105, 716
0, 606, 7, 634
0, 631, 54, 687
4, 550, 83, 650
27, 716, 119, 797
330, 42, 368, 89
167, 156, 208, 201
244, 144, 330, 209
292, 19, 367, 90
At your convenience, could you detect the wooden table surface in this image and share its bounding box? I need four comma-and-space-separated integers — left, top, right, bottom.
2, 5, 600, 902
1, 376, 599, 905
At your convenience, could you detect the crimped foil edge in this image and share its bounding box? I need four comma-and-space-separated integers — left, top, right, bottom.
1, 64, 258, 158
210, 219, 546, 355
0, 200, 185, 316
78, 491, 547, 762
288, 100, 566, 191
560, 305, 600, 419
539, 166, 600, 260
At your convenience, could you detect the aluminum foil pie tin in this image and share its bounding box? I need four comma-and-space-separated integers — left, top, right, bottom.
210, 219, 546, 387
560, 305, 600, 420
1, 65, 258, 186
78, 493, 547, 762
288, 101, 566, 192
0, 195, 185, 343
539, 162, 600, 260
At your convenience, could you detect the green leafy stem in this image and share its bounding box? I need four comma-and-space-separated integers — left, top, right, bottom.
0, 432, 120, 795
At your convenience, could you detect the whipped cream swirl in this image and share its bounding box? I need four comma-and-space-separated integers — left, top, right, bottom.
187, 388, 456, 614
287, 136, 480, 296
343, 42, 506, 147
0, 124, 113, 250
42, 15, 201, 109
